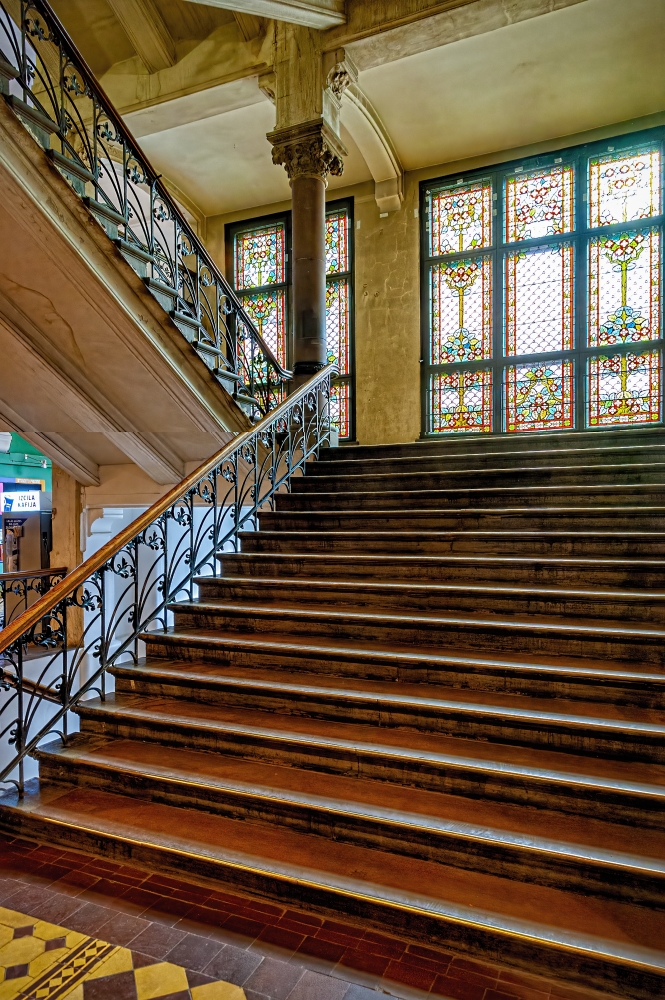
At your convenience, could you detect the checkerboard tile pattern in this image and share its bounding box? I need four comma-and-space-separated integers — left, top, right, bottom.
0, 835, 613, 1000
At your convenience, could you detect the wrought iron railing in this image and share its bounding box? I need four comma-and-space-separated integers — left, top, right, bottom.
0, 0, 291, 418
0, 366, 335, 794
1, 567, 67, 631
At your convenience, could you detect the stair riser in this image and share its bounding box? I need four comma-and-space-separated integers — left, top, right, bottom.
196, 579, 665, 628
218, 554, 665, 589
277, 487, 665, 511
172, 607, 665, 665
139, 638, 665, 707
78, 700, 665, 763
0, 807, 657, 1000
239, 533, 665, 557
292, 469, 665, 494
309, 448, 665, 476
36, 756, 665, 909
259, 512, 665, 533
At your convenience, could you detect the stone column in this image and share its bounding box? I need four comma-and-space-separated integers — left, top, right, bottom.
268, 120, 345, 377
266, 25, 355, 380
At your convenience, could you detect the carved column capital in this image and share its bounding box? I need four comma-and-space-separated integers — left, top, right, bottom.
267, 119, 347, 183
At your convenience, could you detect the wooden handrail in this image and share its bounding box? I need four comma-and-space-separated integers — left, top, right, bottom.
0, 366, 334, 657
0, 568, 67, 582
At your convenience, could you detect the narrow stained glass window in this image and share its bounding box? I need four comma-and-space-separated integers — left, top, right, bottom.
330, 382, 350, 439
588, 351, 661, 426
505, 361, 574, 432
431, 258, 492, 364
431, 180, 492, 255
326, 211, 348, 274
430, 370, 492, 433
505, 165, 574, 243
326, 279, 349, 374
589, 230, 660, 347
505, 244, 574, 356
235, 224, 287, 367
589, 147, 661, 227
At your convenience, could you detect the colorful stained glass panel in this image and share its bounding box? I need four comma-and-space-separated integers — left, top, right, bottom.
588, 350, 661, 426
430, 370, 492, 434
241, 289, 287, 367
326, 211, 348, 274
505, 361, 574, 432
431, 180, 492, 256
505, 244, 574, 356
505, 165, 574, 242
330, 382, 350, 438
589, 229, 660, 347
326, 278, 350, 374
235, 225, 285, 289
431, 258, 492, 364
589, 147, 661, 227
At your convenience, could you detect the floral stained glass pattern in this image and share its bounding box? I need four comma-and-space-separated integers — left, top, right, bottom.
326, 211, 348, 274
430, 370, 492, 433
431, 180, 492, 255
431, 258, 492, 364
505, 361, 574, 432
505, 165, 574, 243
505, 244, 574, 356
588, 351, 661, 426
589, 147, 661, 227
589, 230, 660, 347
235, 224, 285, 289
326, 279, 349, 374
330, 381, 350, 438
242, 290, 287, 367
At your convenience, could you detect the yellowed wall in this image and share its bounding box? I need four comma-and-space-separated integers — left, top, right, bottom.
205, 110, 665, 447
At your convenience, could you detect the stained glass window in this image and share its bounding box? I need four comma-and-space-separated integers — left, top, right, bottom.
431, 180, 492, 255
431, 258, 492, 364
588, 351, 661, 426
430, 370, 492, 433
505, 244, 574, 356
234, 223, 287, 367
424, 130, 664, 438
326, 207, 353, 438
589, 148, 661, 227
589, 229, 660, 347
505, 361, 574, 433
505, 165, 574, 243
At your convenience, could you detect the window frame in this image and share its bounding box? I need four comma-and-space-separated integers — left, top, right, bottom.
419, 125, 665, 437
226, 199, 356, 441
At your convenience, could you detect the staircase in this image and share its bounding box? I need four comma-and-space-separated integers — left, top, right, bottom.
2, 426, 665, 999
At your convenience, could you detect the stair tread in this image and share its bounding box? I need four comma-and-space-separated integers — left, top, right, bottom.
197, 574, 665, 603
299, 461, 665, 479
141, 633, 665, 681
221, 551, 665, 567
174, 598, 665, 641
78, 690, 665, 749
38, 735, 665, 866
10, 784, 665, 964
240, 529, 665, 538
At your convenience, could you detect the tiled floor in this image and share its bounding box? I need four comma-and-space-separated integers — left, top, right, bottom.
0, 836, 610, 1000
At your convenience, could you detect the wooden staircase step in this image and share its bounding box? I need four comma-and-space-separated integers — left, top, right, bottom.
0, 784, 663, 999
195, 574, 665, 627
219, 551, 665, 589
75, 688, 665, 763
34, 734, 665, 907
169, 599, 665, 664
238, 528, 665, 556
139, 634, 665, 705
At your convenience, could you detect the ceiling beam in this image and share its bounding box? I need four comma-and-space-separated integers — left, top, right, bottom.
234, 11, 264, 38
0, 399, 100, 486
106, 0, 177, 73
184, 0, 346, 30
342, 82, 403, 213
